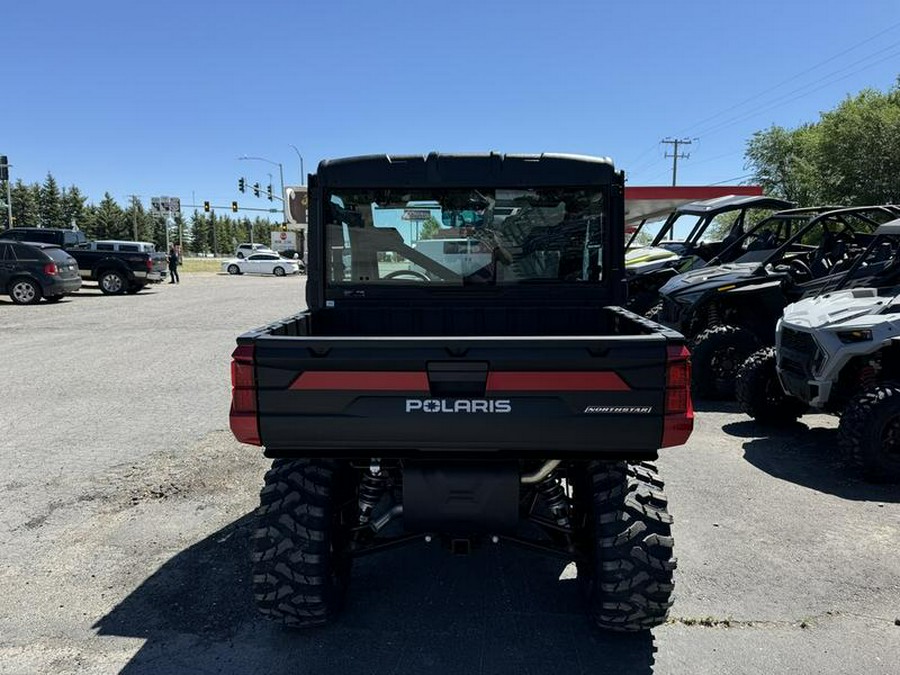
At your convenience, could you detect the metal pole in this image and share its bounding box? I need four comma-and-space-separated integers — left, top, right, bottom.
5, 176, 12, 229
211, 209, 218, 255
277, 162, 285, 219
289, 145, 304, 184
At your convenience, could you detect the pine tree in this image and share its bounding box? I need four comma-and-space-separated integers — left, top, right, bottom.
93, 193, 126, 240
40, 173, 64, 227
61, 186, 88, 229
9, 180, 41, 227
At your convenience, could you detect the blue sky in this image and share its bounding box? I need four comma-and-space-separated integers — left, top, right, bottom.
3, 0, 899, 222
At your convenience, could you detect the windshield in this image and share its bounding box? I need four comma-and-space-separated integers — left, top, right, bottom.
817, 228, 900, 295
326, 188, 606, 286
760, 206, 900, 277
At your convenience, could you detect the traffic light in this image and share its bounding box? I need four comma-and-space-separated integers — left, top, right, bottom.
0, 155, 8, 181
281, 223, 288, 232
267, 184, 273, 201
203, 201, 210, 212
238, 177, 245, 193
253, 182, 260, 197
231, 201, 238, 213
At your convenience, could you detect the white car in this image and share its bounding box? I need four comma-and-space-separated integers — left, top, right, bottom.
235, 243, 276, 258
222, 253, 301, 277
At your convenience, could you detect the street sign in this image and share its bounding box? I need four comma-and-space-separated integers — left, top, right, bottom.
285, 186, 308, 225
402, 209, 433, 221
151, 196, 181, 214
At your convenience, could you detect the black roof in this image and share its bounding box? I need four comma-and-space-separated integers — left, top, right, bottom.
675, 194, 794, 215
316, 152, 617, 189
873, 217, 900, 236
0, 237, 61, 249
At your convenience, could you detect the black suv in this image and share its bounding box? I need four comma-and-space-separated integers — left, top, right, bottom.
0, 240, 81, 304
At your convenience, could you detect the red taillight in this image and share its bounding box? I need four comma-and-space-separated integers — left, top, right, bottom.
146, 258, 153, 271
44, 263, 59, 276
661, 344, 694, 448
229, 344, 261, 446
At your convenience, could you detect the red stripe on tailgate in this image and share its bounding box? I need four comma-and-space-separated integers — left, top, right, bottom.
486, 372, 630, 391
290, 371, 430, 391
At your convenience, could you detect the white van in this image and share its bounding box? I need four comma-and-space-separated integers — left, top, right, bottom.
412, 238, 493, 276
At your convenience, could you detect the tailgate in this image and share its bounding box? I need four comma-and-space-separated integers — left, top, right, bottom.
247, 333, 684, 456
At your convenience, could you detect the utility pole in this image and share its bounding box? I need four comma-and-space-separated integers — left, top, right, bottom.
1, 155, 12, 228
661, 137, 694, 186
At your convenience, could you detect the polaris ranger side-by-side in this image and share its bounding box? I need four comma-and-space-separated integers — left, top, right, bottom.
229, 153, 694, 631
657, 205, 900, 398
736, 218, 900, 482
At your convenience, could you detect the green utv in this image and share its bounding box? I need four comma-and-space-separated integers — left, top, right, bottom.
657, 205, 900, 399
229, 153, 694, 631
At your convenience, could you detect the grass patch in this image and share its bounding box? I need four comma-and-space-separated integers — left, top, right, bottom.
180, 258, 225, 273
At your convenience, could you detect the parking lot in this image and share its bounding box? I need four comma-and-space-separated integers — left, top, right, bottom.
1, 273, 898, 675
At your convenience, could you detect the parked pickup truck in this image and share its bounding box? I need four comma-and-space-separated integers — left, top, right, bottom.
229, 153, 694, 632
0, 228, 168, 294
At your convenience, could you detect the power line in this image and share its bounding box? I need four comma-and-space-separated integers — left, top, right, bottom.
677, 21, 900, 137
694, 43, 900, 139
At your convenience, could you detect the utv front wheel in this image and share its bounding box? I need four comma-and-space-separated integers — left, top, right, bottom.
691, 325, 760, 400
251, 458, 353, 627
736, 347, 806, 425
581, 461, 676, 631
838, 385, 900, 483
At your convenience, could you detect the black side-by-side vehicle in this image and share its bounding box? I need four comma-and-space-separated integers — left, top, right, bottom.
229, 153, 694, 632
657, 204, 900, 398
624, 194, 794, 314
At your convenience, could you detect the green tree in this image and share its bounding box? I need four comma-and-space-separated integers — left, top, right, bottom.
40, 173, 65, 227
419, 215, 441, 239
8, 179, 41, 227
61, 186, 88, 229
744, 124, 819, 205
189, 211, 210, 254
745, 80, 900, 207
93, 193, 126, 239
814, 87, 900, 205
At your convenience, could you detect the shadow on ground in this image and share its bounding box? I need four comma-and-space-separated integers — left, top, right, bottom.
693, 400, 741, 414
730, 422, 900, 502
95, 514, 656, 675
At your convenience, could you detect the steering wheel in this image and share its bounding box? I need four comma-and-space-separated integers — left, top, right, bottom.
383, 269, 430, 281
786, 257, 813, 280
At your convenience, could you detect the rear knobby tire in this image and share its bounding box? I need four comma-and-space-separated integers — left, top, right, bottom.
251, 458, 353, 627
583, 461, 676, 632
736, 347, 806, 425
691, 325, 760, 400
838, 385, 900, 483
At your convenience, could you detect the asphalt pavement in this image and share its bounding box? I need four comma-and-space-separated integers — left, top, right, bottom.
0, 273, 897, 674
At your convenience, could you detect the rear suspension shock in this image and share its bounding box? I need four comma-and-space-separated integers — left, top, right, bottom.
357, 460, 389, 526
535, 472, 571, 529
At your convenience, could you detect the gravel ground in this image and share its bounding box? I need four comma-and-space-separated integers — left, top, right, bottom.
0, 274, 897, 674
